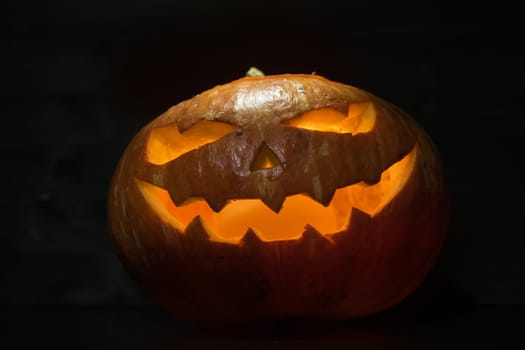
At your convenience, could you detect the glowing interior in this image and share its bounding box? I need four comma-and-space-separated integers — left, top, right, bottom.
285, 103, 375, 134
146, 120, 238, 165
136, 146, 416, 243
145, 104, 375, 165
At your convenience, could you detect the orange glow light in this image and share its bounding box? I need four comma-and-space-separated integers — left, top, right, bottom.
136, 146, 416, 243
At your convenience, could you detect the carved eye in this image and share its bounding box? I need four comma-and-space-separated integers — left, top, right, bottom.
146, 120, 237, 165
284, 102, 376, 134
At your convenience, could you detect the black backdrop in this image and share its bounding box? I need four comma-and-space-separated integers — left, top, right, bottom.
2, 0, 524, 314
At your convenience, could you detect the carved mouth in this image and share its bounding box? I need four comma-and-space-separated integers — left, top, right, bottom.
136, 146, 417, 243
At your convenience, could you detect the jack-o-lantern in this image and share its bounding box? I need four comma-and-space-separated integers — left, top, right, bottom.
108, 73, 448, 321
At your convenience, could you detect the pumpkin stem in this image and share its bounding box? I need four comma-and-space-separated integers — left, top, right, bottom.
246, 67, 265, 77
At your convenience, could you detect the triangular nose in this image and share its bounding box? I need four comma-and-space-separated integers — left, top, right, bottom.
250, 142, 282, 171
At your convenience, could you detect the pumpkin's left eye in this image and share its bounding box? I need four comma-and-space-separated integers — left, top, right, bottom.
284, 103, 376, 135
146, 120, 237, 165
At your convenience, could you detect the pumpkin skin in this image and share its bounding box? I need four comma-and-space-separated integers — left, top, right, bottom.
108, 74, 448, 321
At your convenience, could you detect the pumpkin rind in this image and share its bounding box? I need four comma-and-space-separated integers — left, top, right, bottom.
108, 74, 448, 321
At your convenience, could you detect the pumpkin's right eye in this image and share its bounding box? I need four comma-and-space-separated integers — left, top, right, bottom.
284, 103, 375, 135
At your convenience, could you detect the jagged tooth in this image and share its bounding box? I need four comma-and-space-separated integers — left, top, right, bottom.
240, 228, 263, 247
134, 162, 165, 186
347, 207, 372, 230
184, 216, 210, 241
205, 198, 228, 212
166, 187, 191, 207
300, 225, 333, 245
304, 188, 336, 207
328, 208, 372, 242
362, 172, 382, 186
260, 195, 286, 213
320, 189, 336, 206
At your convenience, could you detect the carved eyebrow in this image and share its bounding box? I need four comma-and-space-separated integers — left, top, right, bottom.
146, 120, 238, 165
283, 103, 376, 135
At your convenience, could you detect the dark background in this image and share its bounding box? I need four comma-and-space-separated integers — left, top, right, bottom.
2, 0, 524, 347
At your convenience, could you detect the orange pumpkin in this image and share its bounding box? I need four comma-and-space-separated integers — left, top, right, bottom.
107, 73, 448, 321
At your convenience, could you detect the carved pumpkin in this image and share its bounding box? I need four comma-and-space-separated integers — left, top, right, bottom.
108, 73, 448, 321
